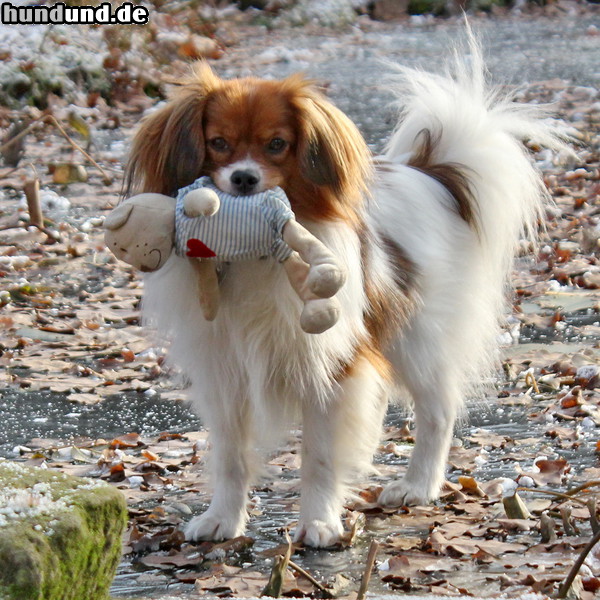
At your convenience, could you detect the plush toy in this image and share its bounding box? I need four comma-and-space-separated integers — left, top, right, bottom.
104, 177, 346, 334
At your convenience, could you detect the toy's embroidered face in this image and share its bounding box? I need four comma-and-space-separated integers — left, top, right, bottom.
140, 249, 164, 272
203, 86, 297, 196
107, 238, 165, 272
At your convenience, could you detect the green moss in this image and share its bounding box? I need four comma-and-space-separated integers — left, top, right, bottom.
469, 0, 510, 11
407, 0, 447, 15
406, 0, 509, 12
0, 462, 127, 600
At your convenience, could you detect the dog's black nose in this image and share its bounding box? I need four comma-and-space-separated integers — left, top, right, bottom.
230, 170, 260, 195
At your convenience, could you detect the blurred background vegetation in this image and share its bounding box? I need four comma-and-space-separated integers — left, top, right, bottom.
0, 0, 595, 112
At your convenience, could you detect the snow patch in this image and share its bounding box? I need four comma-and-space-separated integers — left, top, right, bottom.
0, 459, 110, 532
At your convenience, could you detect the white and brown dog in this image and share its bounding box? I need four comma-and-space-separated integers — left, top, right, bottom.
125, 34, 565, 547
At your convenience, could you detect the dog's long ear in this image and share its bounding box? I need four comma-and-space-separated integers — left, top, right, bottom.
288, 78, 372, 206
125, 63, 220, 197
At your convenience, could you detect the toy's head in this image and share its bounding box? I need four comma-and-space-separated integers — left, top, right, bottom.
104, 193, 176, 272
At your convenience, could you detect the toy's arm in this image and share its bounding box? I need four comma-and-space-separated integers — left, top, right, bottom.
183, 188, 220, 217
190, 259, 220, 321
282, 219, 346, 298
283, 253, 341, 335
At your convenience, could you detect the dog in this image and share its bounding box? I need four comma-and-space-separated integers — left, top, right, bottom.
124, 35, 565, 548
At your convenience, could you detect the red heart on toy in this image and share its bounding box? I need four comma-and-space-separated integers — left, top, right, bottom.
186, 238, 217, 258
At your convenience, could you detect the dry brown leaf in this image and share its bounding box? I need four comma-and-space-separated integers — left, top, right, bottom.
110, 432, 142, 449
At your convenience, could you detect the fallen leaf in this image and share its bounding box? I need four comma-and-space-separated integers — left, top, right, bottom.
110, 432, 143, 449
66, 392, 100, 404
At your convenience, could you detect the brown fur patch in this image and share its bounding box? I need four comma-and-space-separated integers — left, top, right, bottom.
333, 228, 418, 384
341, 344, 393, 382
380, 234, 418, 300
363, 227, 417, 349
407, 128, 478, 231
337, 225, 419, 384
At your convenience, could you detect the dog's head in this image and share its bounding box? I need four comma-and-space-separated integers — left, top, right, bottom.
125, 63, 371, 222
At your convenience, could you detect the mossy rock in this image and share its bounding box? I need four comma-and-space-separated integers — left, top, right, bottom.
0, 460, 127, 600
407, 0, 447, 14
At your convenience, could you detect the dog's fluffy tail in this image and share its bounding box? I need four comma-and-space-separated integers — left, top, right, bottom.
380, 28, 571, 397
384, 29, 569, 261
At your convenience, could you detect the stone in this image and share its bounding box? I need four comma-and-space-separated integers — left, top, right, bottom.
0, 459, 127, 600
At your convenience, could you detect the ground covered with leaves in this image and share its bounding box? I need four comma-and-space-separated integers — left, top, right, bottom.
1, 8, 600, 600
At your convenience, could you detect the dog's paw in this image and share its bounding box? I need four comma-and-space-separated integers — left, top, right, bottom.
378, 479, 434, 508
184, 509, 245, 542
294, 518, 344, 548
307, 263, 346, 299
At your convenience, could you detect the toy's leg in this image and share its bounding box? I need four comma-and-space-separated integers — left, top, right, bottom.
190, 259, 220, 320
283, 253, 340, 334
282, 220, 346, 298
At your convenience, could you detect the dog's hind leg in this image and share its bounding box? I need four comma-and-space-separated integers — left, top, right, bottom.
379, 315, 463, 507
379, 384, 460, 507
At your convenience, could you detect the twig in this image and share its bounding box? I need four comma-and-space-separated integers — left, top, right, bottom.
0, 116, 43, 155
563, 481, 600, 497
560, 505, 577, 536
0, 166, 20, 179
0, 114, 112, 185
261, 530, 293, 598
516, 487, 588, 507
44, 115, 112, 185
588, 498, 599, 534
23, 178, 43, 228
1, 120, 30, 167
524, 371, 540, 394
357, 540, 379, 600
288, 560, 330, 596
20, 176, 61, 242
540, 512, 557, 544
557, 527, 600, 598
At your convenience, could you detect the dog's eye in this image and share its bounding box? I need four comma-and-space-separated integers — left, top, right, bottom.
209, 137, 230, 152
266, 138, 287, 154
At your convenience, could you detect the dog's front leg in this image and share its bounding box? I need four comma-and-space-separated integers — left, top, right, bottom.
295, 357, 388, 548
185, 403, 252, 542
294, 399, 346, 548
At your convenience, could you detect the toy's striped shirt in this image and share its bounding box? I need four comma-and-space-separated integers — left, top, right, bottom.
175, 177, 294, 263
